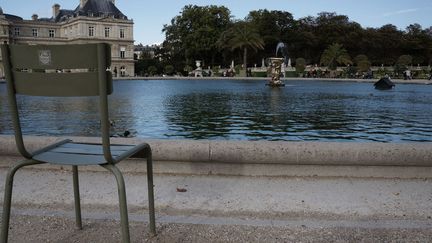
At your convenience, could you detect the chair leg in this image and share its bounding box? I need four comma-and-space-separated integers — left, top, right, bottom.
146, 150, 156, 236
72, 166, 82, 230
1, 160, 43, 243
101, 164, 130, 243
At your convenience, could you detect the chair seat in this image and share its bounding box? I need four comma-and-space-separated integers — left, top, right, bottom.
32, 142, 139, 165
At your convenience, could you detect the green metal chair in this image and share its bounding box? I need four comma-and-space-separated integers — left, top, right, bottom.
0, 43, 156, 243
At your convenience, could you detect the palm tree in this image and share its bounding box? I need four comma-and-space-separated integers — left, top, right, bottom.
320, 43, 352, 70
218, 21, 264, 71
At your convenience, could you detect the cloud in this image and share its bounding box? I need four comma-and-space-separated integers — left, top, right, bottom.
382, 8, 419, 17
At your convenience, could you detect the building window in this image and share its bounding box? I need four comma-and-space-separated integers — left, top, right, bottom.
14, 27, 20, 36
88, 26, 94, 37
120, 28, 125, 38
32, 28, 38, 37
104, 27, 110, 38
49, 29, 55, 38
120, 46, 126, 59
120, 66, 126, 77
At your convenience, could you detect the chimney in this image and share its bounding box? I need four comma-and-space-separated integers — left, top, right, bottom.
31, 14, 38, 20
80, 0, 88, 8
52, 4, 60, 17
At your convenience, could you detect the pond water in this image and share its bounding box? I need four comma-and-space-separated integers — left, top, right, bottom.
1, 79, 432, 142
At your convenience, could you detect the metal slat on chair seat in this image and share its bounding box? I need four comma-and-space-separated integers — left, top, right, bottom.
32, 142, 136, 165
53, 143, 135, 154
33, 152, 107, 165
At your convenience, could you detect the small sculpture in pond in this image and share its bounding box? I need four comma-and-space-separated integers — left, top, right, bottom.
374, 75, 395, 90
111, 129, 136, 138
107, 119, 136, 138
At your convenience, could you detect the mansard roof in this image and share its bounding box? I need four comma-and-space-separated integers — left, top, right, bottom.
54, 9, 76, 22
4, 14, 23, 21
1, 0, 128, 24
52, 0, 127, 22
76, 0, 126, 19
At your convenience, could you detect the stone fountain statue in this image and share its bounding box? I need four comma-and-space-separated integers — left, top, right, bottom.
267, 42, 288, 87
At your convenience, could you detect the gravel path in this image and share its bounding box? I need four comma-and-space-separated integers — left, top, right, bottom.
4, 214, 432, 243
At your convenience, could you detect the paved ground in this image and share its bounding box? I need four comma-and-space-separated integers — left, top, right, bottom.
1, 166, 432, 242
4, 213, 432, 242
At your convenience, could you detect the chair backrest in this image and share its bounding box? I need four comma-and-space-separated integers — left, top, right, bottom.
1, 43, 112, 96
1, 43, 116, 162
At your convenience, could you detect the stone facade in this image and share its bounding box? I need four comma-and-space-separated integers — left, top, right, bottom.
0, 0, 134, 78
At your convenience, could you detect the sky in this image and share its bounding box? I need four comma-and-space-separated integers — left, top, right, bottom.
1, 0, 431, 45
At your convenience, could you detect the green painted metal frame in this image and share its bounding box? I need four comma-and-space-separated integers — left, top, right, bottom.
0, 44, 156, 243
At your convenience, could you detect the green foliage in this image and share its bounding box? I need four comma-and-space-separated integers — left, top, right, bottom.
234, 64, 242, 74
246, 10, 295, 61
251, 71, 267, 77
375, 67, 389, 78
135, 57, 159, 76
285, 71, 298, 77
212, 66, 221, 76
394, 55, 413, 75
162, 5, 231, 67
218, 21, 264, 69
344, 65, 357, 78
295, 58, 306, 73
183, 65, 193, 72
354, 54, 371, 72
320, 43, 352, 70
397, 55, 413, 67
147, 66, 158, 76
164, 65, 175, 75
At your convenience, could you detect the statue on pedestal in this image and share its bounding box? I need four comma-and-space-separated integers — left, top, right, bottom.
195, 60, 203, 77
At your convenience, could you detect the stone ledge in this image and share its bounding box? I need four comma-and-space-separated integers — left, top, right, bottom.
1, 135, 432, 166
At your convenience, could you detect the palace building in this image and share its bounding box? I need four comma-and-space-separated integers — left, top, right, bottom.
0, 0, 134, 78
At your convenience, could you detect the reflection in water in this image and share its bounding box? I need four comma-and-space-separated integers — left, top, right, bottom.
164, 93, 233, 139
1, 79, 432, 142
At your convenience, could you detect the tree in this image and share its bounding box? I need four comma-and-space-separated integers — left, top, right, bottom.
164, 65, 175, 75
320, 43, 352, 70
218, 21, 264, 70
354, 54, 371, 72
162, 5, 231, 67
246, 10, 295, 60
147, 66, 158, 76
397, 55, 413, 66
